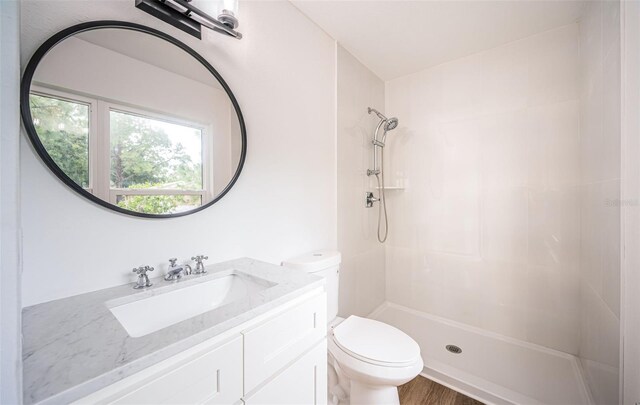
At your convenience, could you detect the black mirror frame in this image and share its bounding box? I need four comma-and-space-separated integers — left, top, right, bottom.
20, 20, 247, 219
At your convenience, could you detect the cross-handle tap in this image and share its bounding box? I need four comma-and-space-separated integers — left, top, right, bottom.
192, 255, 209, 274
164, 258, 192, 281
132, 265, 154, 289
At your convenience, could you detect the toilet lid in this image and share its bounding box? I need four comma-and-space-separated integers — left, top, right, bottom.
332, 316, 420, 367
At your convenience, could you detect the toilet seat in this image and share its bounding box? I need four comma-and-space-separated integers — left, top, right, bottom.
331, 316, 421, 367
328, 323, 424, 398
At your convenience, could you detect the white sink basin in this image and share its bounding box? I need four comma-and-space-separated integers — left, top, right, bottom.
109, 271, 275, 337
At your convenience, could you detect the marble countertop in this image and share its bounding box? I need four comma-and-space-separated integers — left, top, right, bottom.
22, 258, 324, 405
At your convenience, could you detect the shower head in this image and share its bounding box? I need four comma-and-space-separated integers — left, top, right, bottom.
385, 117, 399, 131
368, 107, 398, 132
381, 117, 398, 144
369, 107, 399, 146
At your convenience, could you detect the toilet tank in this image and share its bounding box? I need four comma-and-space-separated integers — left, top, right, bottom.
282, 251, 341, 321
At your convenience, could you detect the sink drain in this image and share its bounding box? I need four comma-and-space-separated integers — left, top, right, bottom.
446, 344, 462, 354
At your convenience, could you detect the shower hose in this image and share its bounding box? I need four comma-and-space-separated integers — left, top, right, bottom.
375, 147, 389, 243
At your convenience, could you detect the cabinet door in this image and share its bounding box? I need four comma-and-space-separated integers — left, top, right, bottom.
243, 293, 326, 393
74, 336, 243, 405
244, 339, 327, 405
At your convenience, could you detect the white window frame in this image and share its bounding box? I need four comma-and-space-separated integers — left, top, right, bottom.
30, 85, 99, 193
100, 101, 211, 205
30, 86, 213, 209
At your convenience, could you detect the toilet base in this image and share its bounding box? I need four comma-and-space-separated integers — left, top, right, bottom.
328, 353, 409, 405
327, 316, 423, 405
350, 380, 399, 405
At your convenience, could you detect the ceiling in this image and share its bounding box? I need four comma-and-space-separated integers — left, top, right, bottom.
291, 0, 587, 81
78, 30, 221, 89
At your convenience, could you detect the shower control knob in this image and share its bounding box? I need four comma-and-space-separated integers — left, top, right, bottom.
365, 192, 378, 208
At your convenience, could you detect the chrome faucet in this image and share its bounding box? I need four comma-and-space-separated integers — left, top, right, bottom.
132, 265, 154, 289
192, 255, 208, 274
164, 258, 192, 281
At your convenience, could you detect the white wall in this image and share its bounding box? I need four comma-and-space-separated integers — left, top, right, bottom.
384, 24, 581, 354
578, 2, 621, 404
1, 0, 23, 402
621, 2, 640, 403
336, 45, 385, 317
21, 0, 337, 307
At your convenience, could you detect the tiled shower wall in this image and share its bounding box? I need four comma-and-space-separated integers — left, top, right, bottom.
384, 24, 582, 354
336, 45, 386, 316
578, 1, 621, 404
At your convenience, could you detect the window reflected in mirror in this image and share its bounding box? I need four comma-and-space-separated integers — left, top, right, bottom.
30, 91, 210, 215
30, 93, 90, 189
110, 110, 204, 214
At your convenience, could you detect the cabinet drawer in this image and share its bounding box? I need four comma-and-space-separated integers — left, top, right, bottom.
244, 339, 327, 405
243, 292, 326, 394
75, 336, 243, 405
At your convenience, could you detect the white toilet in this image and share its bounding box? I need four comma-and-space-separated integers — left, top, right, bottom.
283, 251, 423, 405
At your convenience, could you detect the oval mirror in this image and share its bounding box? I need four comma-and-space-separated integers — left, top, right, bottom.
21, 21, 246, 218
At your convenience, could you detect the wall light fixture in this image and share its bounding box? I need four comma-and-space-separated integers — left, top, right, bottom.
135, 0, 242, 40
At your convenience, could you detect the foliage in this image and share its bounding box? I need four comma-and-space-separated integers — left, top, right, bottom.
115, 183, 201, 215
109, 111, 202, 190
30, 94, 90, 188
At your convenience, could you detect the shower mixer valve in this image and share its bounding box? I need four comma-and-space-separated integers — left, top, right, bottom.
366, 192, 379, 208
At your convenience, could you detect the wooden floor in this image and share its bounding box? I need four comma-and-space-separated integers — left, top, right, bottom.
399, 375, 485, 405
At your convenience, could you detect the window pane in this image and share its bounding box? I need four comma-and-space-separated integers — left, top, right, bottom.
29, 94, 90, 188
110, 110, 203, 191
116, 195, 202, 215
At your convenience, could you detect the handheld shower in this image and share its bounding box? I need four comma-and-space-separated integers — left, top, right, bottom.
368, 108, 398, 130
368, 108, 398, 147
382, 117, 398, 143
366, 107, 399, 243
385, 117, 398, 131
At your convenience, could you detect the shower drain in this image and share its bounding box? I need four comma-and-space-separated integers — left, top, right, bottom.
445, 344, 462, 354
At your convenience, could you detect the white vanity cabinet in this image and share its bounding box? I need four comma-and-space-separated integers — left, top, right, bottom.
76, 336, 244, 405
73, 289, 327, 405
243, 292, 326, 393
244, 340, 327, 405
243, 292, 327, 405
